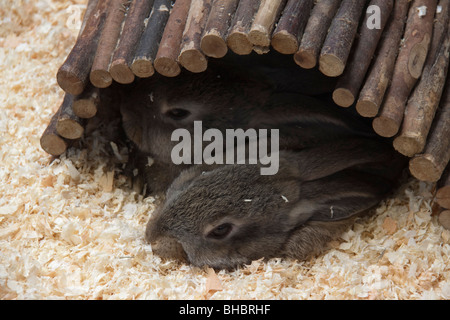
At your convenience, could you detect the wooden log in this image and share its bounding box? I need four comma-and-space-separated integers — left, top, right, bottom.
319, 0, 367, 77
72, 85, 100, 119
131, 0, 172, 78
355, 0, 411, 117
40, 106, 70, 156
55, 94, 85, 140
109, 0, 153, 84
89, 0, 128, 88
393, 2, 450, 156
178, 0, 213, 73
56, 0, 107, 95
438, 210, 450, 230
436, 168, 450, 209
408, 77, 450, 182
200, 0, 239, 58
271, 0, 314, 55
333, 0, 394, 108
372, 0, 437, 138
294, 0, 342, 69
248, 0, 287, 49
154, 0, 192, 77
226, 0, 260, 55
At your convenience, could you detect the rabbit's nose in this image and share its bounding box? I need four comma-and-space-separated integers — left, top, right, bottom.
150, 237, 188, 263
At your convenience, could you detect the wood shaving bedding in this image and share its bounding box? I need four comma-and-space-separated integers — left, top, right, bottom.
1, 0, 449, 300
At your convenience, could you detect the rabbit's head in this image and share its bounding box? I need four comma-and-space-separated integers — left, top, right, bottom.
145, 139, 404, 269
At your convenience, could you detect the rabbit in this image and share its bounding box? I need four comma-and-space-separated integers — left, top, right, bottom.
120, 56, 373, 194
145, 137, 406, 270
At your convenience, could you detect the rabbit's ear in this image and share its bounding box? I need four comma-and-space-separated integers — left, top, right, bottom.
288, 138, 396, 182
287, 169, 390, 224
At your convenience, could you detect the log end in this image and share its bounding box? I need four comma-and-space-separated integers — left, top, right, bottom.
333, 88, 355, 108
227, 32, 253, 55
438, 210, 450, 230
201, 34, 228, 58
355, 99, 379, 118
110, 60, 135, 84
409, 155, 442, 182
40, 134, 68, 156
56, 69, 85, 96
319, 53, 345, 77
271, 31, 299, 55
248, 28, 271, 47
154, 57, 181, 77
178, 49, 208, 73
56, 120, 85, 140
372, 116, 400, 138
293, 49, 317, 69
131, 58, 155, 78
393, 135, 423, 157
72, 100, 98, 119
90, 69, 112, 89
436, 187, 450, 210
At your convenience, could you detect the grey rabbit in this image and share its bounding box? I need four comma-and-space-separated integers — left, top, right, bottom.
145, 137, 406, 270
120, 55, 371, 194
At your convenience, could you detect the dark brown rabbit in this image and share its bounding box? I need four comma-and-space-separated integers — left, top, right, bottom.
146, 138, 406, 269
119, 54, 371, 194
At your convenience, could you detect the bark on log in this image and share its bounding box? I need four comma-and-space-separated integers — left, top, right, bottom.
333, 0, 393, 107
356, 0, 411, 117
72, 85, 100, 119
154, 0, 192, 77
294, 0, 342, 69
201, 0, 239, 58
89, 0, 128, 88
226, 0, 260, 55
57, 0, 106, 95
109, 0, 153, 84
271, 0, 314, 55
55, 94, 85, 140
40, 105, 70, 156
319, 0, 367, 77
248, 0, 286, 49
131, 0, 172, 78
393, 2, 450, 157
408, 76, 450, 182
372, 0, 437, 138
178, 0, 213, 73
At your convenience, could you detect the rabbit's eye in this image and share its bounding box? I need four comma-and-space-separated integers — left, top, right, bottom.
165, 108, 191, 120
207, 223, 233, 240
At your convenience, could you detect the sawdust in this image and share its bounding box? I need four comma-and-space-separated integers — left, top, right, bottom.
1, 0, 450, 300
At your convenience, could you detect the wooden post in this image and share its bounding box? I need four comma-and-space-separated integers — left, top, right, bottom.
319, 0, 367, 77
201, 0, 239, 58
333, 0, 393, 107
89, 0, 128, 88
131, 0, 172, 78
72, 85, 100, 119
40, 107, 70, 156
408, 77, 450, 182
178, 0, 213, 73
271, 0, 314, 55
56, 0, 107, 95
294, 0, 342, 69
393, 2, 450, 157
248, 0, 286, 49
436, 167, 450, 210
356, 0, 410, 117
226, 0, 260, 55
55, 94, 85, 140
372, 0, 437, 138
154, 0, 192, 77
109, 0, 153, 84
